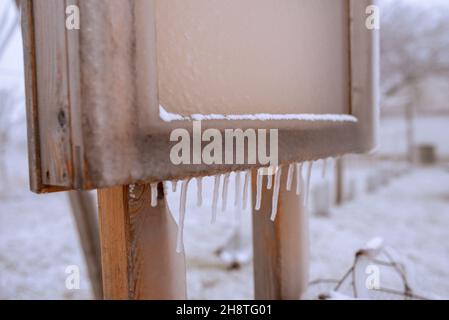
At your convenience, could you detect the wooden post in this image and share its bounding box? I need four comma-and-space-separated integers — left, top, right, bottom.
251, 169, 309, 300
97, 183, 186, 300
67, 191, 103, 300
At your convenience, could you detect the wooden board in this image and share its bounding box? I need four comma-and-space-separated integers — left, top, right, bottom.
22, 0, 379, 192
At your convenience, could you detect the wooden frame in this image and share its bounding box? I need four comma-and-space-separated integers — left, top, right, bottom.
22, 0, 378, 193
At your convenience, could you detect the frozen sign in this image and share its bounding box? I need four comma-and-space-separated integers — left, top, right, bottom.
23, 0, 378, 192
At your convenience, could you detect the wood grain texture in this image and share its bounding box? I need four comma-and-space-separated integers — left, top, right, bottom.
97, 184, 186, 300
251, 170, 309, 300
33, 0, 73, 187
22, 0, 378, 192
21, 0, 41, 192
68, 191, 103, 299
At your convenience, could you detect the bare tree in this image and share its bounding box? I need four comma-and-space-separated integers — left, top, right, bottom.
380, 0, 449, 160
0, 1, 21, 190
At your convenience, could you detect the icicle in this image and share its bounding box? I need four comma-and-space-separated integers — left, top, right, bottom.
211, 175, 221, 223
172, 180, 178, 193
270, 167, 282, 221
129, 184, 136, 199
255, 169, 263, 211
196, 177, 203, 207
267, 169, 274, 190
286, 163, 295, 191
176, 179, 189, 253
242, 171, 251, 210
296, 162, 304, 195
234, 172, 241, 208
150, 183, 158, 207
304, 161, 314, 207
322, 158, 328, 179
222, 173, 231, 211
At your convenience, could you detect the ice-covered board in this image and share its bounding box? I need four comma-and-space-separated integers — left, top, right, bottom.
21, 0, 378, 192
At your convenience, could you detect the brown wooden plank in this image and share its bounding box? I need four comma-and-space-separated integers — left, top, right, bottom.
97, 184, 186, 300
251, 169, 309, 300
68, 191, 103, 300
21, 0, 42, 193
33, 0, 73, 187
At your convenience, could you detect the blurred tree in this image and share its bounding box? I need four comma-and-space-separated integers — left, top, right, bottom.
0, 0, 20, 61
0, 89, 14, 186
380, 0, 449, 160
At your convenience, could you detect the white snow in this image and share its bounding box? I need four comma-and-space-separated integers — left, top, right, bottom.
159, 105, 358, 123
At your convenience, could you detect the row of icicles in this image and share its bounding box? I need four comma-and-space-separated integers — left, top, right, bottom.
137, 158, 333, 253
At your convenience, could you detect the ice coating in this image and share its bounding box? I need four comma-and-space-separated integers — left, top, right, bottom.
296, 163, 304, 195
159, 105, 358, 123
128, 184, 136, 200
286, 163, 295, 191
222, 173, 231, 211
176, 179, 189, 253
255, 169, 263, 211
242, 171, 251, 210
234, 172, 241, 208
150, 183, 158, 207
155, 0, 351, 117
270, 167, 282, 221
304, 162, 314, 207
267, 171, 273, 190
211, 175, 221, 223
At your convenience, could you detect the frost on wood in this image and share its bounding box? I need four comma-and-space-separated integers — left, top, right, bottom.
159, 105, 358, 123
